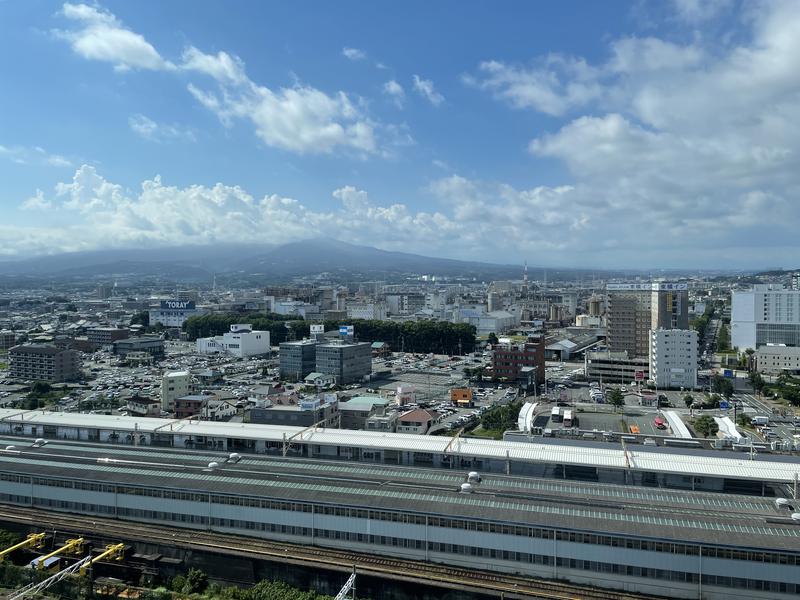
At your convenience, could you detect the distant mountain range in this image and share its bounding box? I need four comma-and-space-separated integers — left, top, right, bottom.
0, 240, 516, 281
0, 239, 631, 282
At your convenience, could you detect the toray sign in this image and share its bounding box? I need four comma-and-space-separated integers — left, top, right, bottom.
160, 300, 195, 310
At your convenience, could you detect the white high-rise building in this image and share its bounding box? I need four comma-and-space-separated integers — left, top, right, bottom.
649, 329, 698, 389
161, 371, 192, 412
731, 285, 800, 350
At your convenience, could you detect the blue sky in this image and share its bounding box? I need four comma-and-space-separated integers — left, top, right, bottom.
2, 0, 799, 269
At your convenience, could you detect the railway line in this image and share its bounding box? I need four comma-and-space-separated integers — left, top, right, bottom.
0, 504, 664, 600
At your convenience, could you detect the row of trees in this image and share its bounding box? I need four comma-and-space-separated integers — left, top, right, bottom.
480, 398, 524, 433
182, 314, 478, 355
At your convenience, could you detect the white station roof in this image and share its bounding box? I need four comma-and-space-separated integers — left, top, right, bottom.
1, 408, 798, 483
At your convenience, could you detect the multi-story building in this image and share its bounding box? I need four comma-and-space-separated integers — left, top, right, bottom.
755, 345, 800, 375
346, 302, 387, 321
126, 395, 161, 417
249, 396, 339, 428
732, 284, 800, 350
149, 300, 207, 328
0, 330, 17, 350
279, 339, 319, 382
315, 341, 372, 385
196, 324, 270, 358
87, 327, 130, 346
585, 350, 649, 384
8, 344, 81, 382
113, 337, 164, 360
339, 395, 391, 429
491, 336, 545, 389
649, 329, 698, 389
607, 283, 688, 357
791, 273, 800, 292
161, 371, 192, 412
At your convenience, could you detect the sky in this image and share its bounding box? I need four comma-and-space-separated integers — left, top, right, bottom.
1, 0, 799, 269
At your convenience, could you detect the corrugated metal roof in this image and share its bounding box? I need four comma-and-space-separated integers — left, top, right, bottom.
1, 408, 798, 482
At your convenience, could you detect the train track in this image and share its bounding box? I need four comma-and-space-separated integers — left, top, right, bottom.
0, 505, 664, 600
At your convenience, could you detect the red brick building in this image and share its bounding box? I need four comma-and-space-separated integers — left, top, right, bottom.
491, 336, 545, 389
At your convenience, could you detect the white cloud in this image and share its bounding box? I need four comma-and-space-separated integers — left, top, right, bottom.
412, 75, 445, 106
671, 0, 732, 23
129, 114, 195, 143
180, 46, 246, 84
182, 46, 381, 155
342, 47, 367, 61
21, 190, 53, 211
382, 80, 405, 108
456, 0, 800, 266
0, 144, 72, 168
56, 2, 173, 71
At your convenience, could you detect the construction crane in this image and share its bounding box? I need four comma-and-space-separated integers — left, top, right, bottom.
0, 533, 46, 562
36, 537, 84, 570
79, 543, 125, 576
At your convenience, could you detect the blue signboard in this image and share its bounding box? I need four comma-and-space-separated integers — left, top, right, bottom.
339, 325, 354, 336
723, 369, 734, 378
719, 401, 729, 409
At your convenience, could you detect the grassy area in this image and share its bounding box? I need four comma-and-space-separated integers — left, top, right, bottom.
0, 362, 6, 370
466, 425, 504, 440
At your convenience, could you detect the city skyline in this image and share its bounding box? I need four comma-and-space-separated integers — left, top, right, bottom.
2, 1, 800, 269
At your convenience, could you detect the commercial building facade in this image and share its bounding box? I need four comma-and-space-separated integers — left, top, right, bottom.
113, 337, 165, 360
315, 341, 372, 384
279, 339, 319, 382
149, 300, 207, 328
649, 329, 698, 389
196, 324, 270, 358
8, 344, 81, 382
0, 330, 18, 350
585, 351, 649, 385
161, 371, 192, 412
249, 396, 339, 428
607, 283, 688, 357
87, 327, 130, 346
755, 345, 800, 375
491, 337, 545, 387
732, 285, 800, 350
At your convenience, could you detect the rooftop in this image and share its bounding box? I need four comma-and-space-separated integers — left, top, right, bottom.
0, 437, 797, 552
0, 409, 798, 484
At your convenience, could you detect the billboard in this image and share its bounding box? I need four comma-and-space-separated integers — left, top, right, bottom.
634, 370, 645, 381
160, 300, 195, 310
339, 325, 355, 336
723, 369, 734, 378
719, 400, 730, 409
310, 324, 324, 335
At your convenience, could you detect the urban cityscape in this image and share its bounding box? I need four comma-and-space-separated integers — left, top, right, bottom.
1, 2, 800, 600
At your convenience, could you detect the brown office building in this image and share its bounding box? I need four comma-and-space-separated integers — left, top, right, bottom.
9, 344, 81, 382
491, 336, 545, 389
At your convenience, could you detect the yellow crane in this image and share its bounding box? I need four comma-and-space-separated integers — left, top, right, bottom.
36, 538, 85, 570
79, 543, 125, 576
0, 533, 46, 562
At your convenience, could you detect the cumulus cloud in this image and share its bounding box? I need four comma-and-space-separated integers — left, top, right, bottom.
342, 47, 367, 61
55, 2, 173, 71
128, 114, 195, 143
671, 0, 732, 23
412, 75, 444, 106
54, 5, 391, 156
461, 0, 800, 266
383, 80, 405, 108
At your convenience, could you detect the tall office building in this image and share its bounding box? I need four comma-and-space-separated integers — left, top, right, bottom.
315, 341, 372, 385
279, 339, 319, 382
606, 283, 688, 357
732, 284, 800, 350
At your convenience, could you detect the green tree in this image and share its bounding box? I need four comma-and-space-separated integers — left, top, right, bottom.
183, 568, 209, 594
130, 311, 150, 327
487, 332, 499, 346
607, 388, 625, 412
683, 394, 695, 408
711, 374, 734, 400
694, 415, 719, 438
736, 413, 752, 428
716, 323, 731, 352
747, 371, 765, 395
